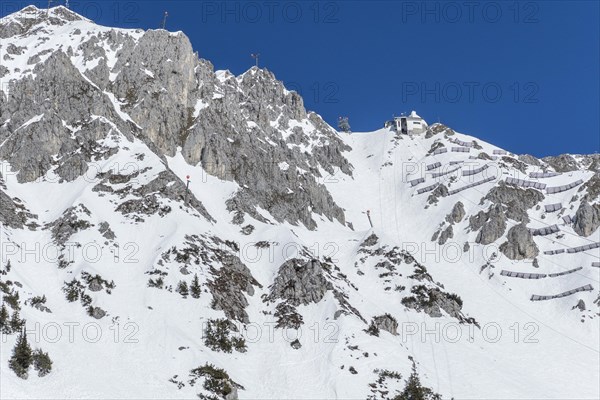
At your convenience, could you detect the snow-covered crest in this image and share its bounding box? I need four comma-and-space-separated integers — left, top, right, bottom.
0, 4, 599, 400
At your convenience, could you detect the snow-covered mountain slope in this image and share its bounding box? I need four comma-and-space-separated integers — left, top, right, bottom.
1, 5, 599, 400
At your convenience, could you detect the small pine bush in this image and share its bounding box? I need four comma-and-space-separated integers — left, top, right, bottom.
32, 349, 53, 377
62, 279, 84, 302
4, 290, 20, 310
190, 363, 234, 398
148, 277, 164, 288
176, 281, 189, 298
9, 310, 24, 333
0, 303, 9, 332
80, 293, 92, 307
190, 274, 201, 299
8, 329, 32, 379
29, 295, 47, 307
203, 319, 246, 353
231, 337, 247, 353
394, 363, 441, 400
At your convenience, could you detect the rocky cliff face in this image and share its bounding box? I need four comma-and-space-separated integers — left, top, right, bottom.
1, 6, 599, 400
0, 5, 350, 230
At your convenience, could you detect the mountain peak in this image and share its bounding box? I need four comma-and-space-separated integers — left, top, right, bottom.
48, 5, 86, 22
2, 4, 85, 21
0, 4, 598, 399
0, 4, 90, 39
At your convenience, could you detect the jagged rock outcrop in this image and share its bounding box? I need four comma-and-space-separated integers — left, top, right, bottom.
46, 204, 93, 246
361, 233, 379, 247
438, 225, 454, 245
263, 257, 365, 328
0, 185, 37, 229
446, 202, 465, 224
98, 221, 116, 240
580, 173, 600, 202
88, 278, 103, 292
542, 154, 579, 172
401, 285, 475, 324
0, 6, 352, 231
500, 156, 527, 173
268, 259, 332, 306
486, 181, 544, 223
573, 201, 600, 237
518, 154, 541, 166
427, 184, 448, 204
109, 170, 213, 222
89, 306, 106, 319
157, 235, 260, 323
372, 314, 398, 335
208, 254, 261, 324
573, 299, 586, 312
470, 204, 507, 245
500, 223, 539, 260
425, 123, 454, 138
0, 49, 133, 183
582, 155, 600, 172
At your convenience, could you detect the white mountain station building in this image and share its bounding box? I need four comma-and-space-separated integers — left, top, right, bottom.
385, 111, 428, 134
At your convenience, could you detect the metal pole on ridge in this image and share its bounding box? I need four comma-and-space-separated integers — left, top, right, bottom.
184, 175, 191, 205
162, 11, 169, 30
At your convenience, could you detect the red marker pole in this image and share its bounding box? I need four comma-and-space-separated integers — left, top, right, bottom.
184, 175, 191, 205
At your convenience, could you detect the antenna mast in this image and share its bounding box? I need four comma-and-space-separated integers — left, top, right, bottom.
251, 53, 260, 68
161, 11, 168, 30
47, 0, 52, 17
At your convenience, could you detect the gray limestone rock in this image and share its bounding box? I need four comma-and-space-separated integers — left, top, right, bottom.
518, 154, 541, 166
89, 306, 106, 319
1, 9, 352, 231
372, 314, 398, 335
208, 253, 261, 324
268, 259, 332, 306
573, 201, 600, 237
470, 204, 507, 245
438, 225, 454, 245
542, 154, 579, 172
446, 202, 465, 224
500, 223, 539, 260
0, 186, 38, 229
486, 181, 544, 223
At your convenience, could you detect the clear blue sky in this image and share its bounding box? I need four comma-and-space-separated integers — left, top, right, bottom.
5, 1, 599, 156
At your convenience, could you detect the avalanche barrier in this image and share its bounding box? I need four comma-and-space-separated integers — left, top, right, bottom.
530, 284, 593, 301
546, 179, 584, 194
544, 203, 562, 213
448, 176, 496, 195
426, 162, 442, 171
409, 177, 425, 187
529, 172, 561, 178
431, 167, 461, 179
417, 184, 439, 194
505, 177, 547, 190
500, 270, 547, 279
462, 164, 489, 176
451, 147, 471, 153
530, 224, 560, 236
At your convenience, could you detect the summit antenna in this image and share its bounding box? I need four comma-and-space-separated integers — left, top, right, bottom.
161, 11, 168, 30
47, 0, 52, 17
251, 53, 260, 67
